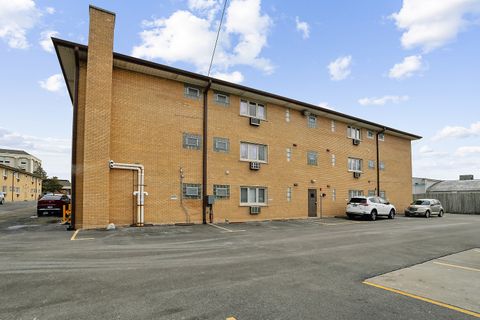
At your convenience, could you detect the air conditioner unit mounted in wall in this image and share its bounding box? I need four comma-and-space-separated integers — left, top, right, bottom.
352, 139, 360, 146
353, 172, 361, 179
250, 117, 261, 126
250, 206, 261, 215
250, 162, 261, 170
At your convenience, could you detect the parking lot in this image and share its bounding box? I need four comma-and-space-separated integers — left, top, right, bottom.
0, 202, 479, 320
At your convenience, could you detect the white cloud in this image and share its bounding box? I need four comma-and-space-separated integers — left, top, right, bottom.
0, 127, 71, 179
455, 146, 480, 157
388, 55, 422, 79
327, 55, 352, 81
132, 0, 273, 81
45, 6, 55, 14
39, 30, 58, 52
432, 121, 480, 141
39, 74, 64, 92
295, 16, 310, 39
391, 0, 480, 52
210, 70, 244, 83
358, 95, 409, 106
0, 0, 41, 49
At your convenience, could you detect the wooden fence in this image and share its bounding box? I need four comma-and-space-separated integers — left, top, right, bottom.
413, 192, 480, 214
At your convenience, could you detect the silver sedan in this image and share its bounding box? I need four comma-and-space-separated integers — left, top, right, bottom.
405, 199, 444, 218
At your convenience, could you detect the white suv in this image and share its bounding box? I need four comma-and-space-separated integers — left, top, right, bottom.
346, 196, 396, 221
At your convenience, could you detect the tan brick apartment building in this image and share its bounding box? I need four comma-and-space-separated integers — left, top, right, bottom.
1, 163, 42, 203
54, 6, 420, 229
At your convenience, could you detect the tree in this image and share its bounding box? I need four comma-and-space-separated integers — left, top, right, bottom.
33, 165, 48, 180
42, 176, 63, 194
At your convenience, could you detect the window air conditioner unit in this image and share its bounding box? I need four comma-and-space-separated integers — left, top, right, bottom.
352, 139, 360, 146
250, 117, 261, 126
250, 206, 261, 215
250, 162, 261, 170
353, 172, 361, 179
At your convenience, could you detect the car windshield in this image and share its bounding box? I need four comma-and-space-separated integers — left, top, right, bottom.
412, 200, 430, 205
40, 195, 62, 201
349, 198, 367, 204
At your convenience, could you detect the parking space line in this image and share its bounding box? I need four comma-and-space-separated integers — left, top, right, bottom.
316, 221, 361, 226
363, 281, 480, 318
70, 229, 94, 241
433, 261, 480, 272
208, 223, 245, 233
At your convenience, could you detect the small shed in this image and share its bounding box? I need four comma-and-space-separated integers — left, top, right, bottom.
415, 176, 480, 214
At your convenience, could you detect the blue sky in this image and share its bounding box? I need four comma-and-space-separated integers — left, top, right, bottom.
0, 0, 479, 180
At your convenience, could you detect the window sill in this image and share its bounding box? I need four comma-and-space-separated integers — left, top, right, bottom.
239, 159, 268, 164
239, 204, 268, 207
348, 170, 363, 173
239, 114, 267, 122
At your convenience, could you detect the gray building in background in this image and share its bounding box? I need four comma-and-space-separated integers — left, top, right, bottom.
412, 177, 443, 195
414, 175, 480, 214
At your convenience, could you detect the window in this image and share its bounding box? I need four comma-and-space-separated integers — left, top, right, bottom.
15, 187, 20, 194
213, 137, 229, 153
332, 188, 336, 201
240, 99, 266, 120
214, 92, 229, 105
348, 190, 364, 199
348, 158, 362, 172
368, 160, 375, 169
183, 183, 201, 199
2, 186, 6, 193
287, 187, 292, 202
379, 191, 386, 199
214, 185, 230, 199
14, 172, 19, 180
331, 154, 336, 167
307, 115, 317, 128
286, 148, 292, 162
379, 161, 385, 171
184, 85, 201, 99
5, 160, 10, 164
183, 133, 202, 150
2, 169, 6, 177
347, 126, 361, 140
367, 130, 374, 139
240, 186, 267, 205
307, 151, 318, 166
368, 190, 376, 196
240, 142, 267, 162
331, 120, 336, 132
378, 133, 385, 141
285, 108, 290, 122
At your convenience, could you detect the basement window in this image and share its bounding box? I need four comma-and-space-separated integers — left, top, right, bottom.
183, 133, 202, 150
214, 185, 230, 199
183, 183, 201, 199
184, 85, 201, 99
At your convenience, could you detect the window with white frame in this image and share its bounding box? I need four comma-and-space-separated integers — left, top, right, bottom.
332, 188, 336, 201
286, 148, 292, 162
307, 115, 317, 128
240, 99, 266, 120
183, 133, 202, 150
331, 120, 336, 132
213, 137, 229, 153
347, 126, 361, 140
213, 185, 230, 199
368, 190, 376, 196
285, 108, 290, 122
367, 130, 374, 139
348, 190, 364, 199
240, 142, 267, 162
287, 187, 292, 202
307, 151, 318, 166
214, 92, 229, 105
379, 161, 385, 171
184, 84, 201, 99
348, 157, 362, 172
183, 183, 201, 199
368, 160, 375, 169
378, 133, 385, 141
240, 186, 267, 205
331, 154, 336, 167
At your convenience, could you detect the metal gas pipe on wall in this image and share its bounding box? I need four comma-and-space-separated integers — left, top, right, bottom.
109, 160, 148, 226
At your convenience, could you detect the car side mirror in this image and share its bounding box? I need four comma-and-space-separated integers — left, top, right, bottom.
386, 202, 390, 205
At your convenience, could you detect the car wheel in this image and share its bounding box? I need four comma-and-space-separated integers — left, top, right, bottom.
425, 210, 430, 218
370, 210, 377, 221
438, 210, 444, 217
347, 214, 353, 220
388, 209, 395, 219
0, 199, 4, 205
405, 212, 410, 217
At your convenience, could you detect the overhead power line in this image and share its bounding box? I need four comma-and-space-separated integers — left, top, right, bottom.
207, 0, 229, 77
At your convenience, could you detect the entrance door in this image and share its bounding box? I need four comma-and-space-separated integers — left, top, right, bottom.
308, 189, 317, 217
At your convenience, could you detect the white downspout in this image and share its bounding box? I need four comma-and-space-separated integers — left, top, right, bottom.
109, 160, 148, 226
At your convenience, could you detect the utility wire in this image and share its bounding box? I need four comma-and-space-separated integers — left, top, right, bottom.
207, 0, 229, 77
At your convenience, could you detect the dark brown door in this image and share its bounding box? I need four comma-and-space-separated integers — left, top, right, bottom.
308, 189, 317, 217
